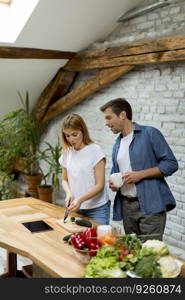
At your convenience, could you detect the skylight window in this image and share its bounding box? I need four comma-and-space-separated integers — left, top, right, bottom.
0, 0, 12, 5
0, 0, 39, 43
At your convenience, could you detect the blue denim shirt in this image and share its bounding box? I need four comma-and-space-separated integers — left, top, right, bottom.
111, 123, 178, 221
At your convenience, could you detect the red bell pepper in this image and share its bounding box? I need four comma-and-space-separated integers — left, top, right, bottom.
83, 228, 97, 246
70, 233, 86, 249
88, 244, 99, 256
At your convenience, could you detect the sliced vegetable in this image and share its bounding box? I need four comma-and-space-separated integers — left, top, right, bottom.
70, 216, 76, 223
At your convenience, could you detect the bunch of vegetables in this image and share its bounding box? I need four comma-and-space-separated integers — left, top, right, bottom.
84, 234, 177, 278
63, 230, 180, 278
115, 235, 170, 278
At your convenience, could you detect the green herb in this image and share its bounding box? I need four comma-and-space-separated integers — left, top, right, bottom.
116, 233, 142, 251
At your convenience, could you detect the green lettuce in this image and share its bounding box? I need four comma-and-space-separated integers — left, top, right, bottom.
84, 245, 126, 278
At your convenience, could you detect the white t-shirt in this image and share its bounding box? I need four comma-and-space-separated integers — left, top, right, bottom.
59, 143, 109, 209
117, 132, 137, 197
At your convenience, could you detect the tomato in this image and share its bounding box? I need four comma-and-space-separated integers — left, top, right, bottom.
122, 249, 130, 256
118, 254, 123, 261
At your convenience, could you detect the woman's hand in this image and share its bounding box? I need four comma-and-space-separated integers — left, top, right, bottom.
64, 194, 72, 207
68, 198, 82, 212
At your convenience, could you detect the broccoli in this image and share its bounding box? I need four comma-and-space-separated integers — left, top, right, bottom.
134, 255, 162, 278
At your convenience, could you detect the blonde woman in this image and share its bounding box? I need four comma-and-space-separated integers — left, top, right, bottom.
59, 113, 110, 224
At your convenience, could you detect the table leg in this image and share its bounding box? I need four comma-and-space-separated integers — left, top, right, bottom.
7, 251, 17, 277
0, 251, 17, 278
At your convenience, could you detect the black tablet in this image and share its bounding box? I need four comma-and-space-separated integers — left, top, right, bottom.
22, 220, 54, 233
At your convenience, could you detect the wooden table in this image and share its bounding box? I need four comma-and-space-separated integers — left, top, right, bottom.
0, 197, 95, 278
1, 197, 185, 278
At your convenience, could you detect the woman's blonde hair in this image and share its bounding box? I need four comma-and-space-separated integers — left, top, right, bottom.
61, 113, 93, 150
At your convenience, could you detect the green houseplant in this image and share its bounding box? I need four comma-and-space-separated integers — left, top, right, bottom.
0, 91, 43, 198
0, 172, 17, 200
0, 107, 21, 200
37, 138, 62, 203
17, 91, 43, 197
16, 91, 42, 174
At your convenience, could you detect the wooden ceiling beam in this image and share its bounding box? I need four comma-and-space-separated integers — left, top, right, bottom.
33, 68, 77, 122
0, 47, 76, 59
71, 35, 185, 58
65, 35, 185, 71
65, 48, 185, 70
26, 34, 185, 125
41, 65, 134, 123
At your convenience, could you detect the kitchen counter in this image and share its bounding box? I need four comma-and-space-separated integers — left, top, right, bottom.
0, 197, 97, 278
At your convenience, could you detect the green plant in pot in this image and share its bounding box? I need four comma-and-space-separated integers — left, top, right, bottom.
1, 91, 43, 197
16, 91, 44, 197
0, 103, 25, 200
0, 171, 17, 200
0, 108, 26, 174
17, 91, 42, 170
37, 138, 62, 203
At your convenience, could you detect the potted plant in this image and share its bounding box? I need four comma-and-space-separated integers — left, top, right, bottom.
37, 138, 62, 203
0, 91, 43, 198
0, 171, 18, 200
0, 112, 21, 200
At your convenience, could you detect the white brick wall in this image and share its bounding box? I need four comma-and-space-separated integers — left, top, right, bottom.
41, 0, 185, 259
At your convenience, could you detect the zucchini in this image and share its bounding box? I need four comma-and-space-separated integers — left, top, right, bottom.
63, 234, 73, 244
75, 218, 92, 227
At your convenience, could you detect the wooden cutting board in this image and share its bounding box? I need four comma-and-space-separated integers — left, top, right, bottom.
56, 218, 88, 233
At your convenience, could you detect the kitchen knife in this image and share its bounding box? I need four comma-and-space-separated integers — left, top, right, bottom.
63, 200, 71, 223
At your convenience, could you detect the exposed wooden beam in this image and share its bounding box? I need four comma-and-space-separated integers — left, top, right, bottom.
33, 34, 185, 125
66, 49, 185, 70
0, 47, 76, 59
72, 35, 185, 58
42, 65, 134, 123
65, 35, 185, 71
33, 68, 77, 121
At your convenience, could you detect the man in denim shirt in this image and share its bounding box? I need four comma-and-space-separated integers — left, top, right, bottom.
100, 98, 178, 240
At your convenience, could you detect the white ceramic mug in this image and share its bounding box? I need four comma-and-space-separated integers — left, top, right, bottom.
109, 172, 123, 188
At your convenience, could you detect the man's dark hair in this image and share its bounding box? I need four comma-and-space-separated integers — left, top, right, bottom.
100, 98, 132, 120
